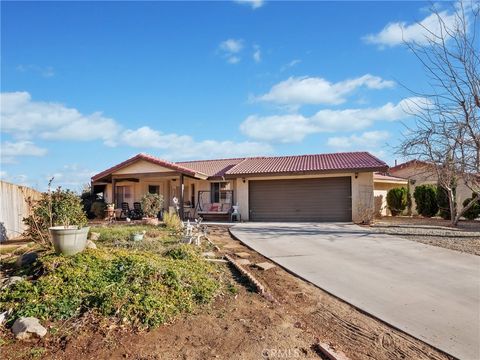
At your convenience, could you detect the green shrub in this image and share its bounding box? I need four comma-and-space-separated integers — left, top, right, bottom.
163, 212, 182, 231
141, 193, 164, 218
90, 201, 107, 219
436, 186, 453, 220
413, 185, 439, 217
23, 187, 88, 245
93, 225, 167, 243
0, 247, 221, 328
462, 194, 480, 220
386, 187, 408, 216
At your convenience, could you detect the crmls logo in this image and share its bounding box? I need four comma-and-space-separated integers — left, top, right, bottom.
262, 348, 301, 358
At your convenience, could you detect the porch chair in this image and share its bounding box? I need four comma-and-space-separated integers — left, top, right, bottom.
131, 202, 143, 220
121, 202, 130, 219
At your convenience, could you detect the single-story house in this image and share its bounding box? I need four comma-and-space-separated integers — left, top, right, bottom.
373, 172, 408, 216
91, 151, 388, 222
389, 160, 472, 214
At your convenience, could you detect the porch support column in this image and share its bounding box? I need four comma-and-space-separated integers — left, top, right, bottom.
112, 178, 117, 207
179, 174, 184, 220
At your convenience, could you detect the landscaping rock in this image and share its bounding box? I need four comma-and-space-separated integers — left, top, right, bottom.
86, 240, 97, 249
11, 317, 47, 340
236, 259, 251, 266
90, 232, 100, 241
202, 251, 216, 258
223, 244, 241, 249
235, 252, 251, 259
2, 276, 24, 288
255, 262, 276, 271
0, 310, 9, 325
15, 252, 38, 268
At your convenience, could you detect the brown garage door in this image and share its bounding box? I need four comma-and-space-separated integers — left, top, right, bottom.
249, 177, 352, 222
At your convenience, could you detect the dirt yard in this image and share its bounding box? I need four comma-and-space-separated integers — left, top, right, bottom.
1, 226, 452, 360
370, 217, 480, 256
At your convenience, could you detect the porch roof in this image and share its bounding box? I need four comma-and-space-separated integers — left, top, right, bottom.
91, 153, 208, 182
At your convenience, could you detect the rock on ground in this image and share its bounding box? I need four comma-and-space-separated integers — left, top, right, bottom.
15, 252, 38, 268
11, 317, 47, 340
86, 240, 97, 249
90, 232, 101, 241
255, 262, 276, 271
236, 259, 251, 265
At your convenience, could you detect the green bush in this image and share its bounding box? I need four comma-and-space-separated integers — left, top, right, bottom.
0, 246, 221, 328
163, 212, 183, 231
436, 186, 452, 220
90, 201, 107, 219
413, 185, 439, 217
141, 193, 164, 218
386, 187, 408, 216
23, 187, 88, 245
462, 194, 480, 220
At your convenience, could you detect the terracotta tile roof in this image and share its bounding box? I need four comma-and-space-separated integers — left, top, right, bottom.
92, 152, 388, 182
91, 153, 206, 181
373, 172, 408, 183
225, 152, 387, 175
176, 158, 245, 178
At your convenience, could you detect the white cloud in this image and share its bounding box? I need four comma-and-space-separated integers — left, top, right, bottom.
254, 74, 395, 106
16, 64, 55, 78
0, 91, 274, 162
363, 10, 457, 47
220, 39, 244, 53
253, 45, 261, 63
240, 98, 417, 143
1, 92, 121, 144
327, 131, 390, 149
234, 0, 264, 10
219, 39, 244, 64
0, 170, 7, 178
0, 141, 48, 163
120, 126, 273, 160
280, 59, 301, 72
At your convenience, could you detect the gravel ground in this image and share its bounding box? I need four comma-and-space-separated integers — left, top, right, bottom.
368, 218, 480, 256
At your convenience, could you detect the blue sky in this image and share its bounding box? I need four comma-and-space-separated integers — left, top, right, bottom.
1, 1, 454, 190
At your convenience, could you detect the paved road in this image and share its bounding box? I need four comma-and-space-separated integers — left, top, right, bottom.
230, 223, 480, 360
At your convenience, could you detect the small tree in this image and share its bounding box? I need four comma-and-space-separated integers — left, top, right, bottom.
141, 193, 164, 218
386, 187, 408, 216
90, 201, 107, 219
413, 185, 439, 217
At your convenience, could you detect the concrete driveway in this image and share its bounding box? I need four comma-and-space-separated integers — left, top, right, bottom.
230, 223, 480, 360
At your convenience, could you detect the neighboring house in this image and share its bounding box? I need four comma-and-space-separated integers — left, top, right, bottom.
389, 160, 472, 214
91, 152, 388, 223
373, 172, 408, 216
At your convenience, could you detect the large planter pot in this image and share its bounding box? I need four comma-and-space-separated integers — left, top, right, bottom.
49, 226, 90, 256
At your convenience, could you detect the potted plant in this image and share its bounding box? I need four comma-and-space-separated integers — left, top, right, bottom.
48, 189, 90, 256
130, 230, 146, 241
141, 193, 164, 226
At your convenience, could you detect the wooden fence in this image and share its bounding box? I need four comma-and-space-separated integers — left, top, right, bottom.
0, 180, 42, 242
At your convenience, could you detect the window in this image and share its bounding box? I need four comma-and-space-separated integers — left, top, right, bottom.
210, 182, 229, 203
148, 185, 160, 194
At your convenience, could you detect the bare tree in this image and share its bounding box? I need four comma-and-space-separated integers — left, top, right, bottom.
399, 0, 480, 225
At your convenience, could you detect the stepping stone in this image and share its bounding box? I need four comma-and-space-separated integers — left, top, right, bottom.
255, 262, 276, 271
236, 259, 251, 266
202, 251, 216, 258
235, 252, 251, 259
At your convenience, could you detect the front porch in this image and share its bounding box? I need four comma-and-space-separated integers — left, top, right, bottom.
92, 173, 236, 221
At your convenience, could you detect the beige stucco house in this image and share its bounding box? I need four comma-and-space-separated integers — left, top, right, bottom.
389, 160, 472, 214
91, 152, 388, 223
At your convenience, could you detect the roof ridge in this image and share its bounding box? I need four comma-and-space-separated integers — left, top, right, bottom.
176, 157, 246, 164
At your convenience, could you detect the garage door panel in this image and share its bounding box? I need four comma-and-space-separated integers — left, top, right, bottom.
249, 177, 352, 222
